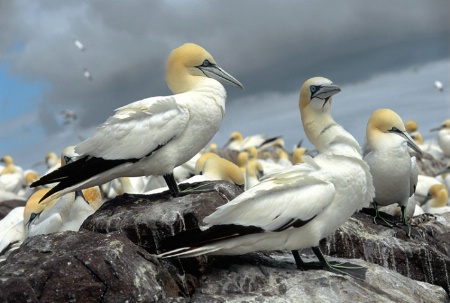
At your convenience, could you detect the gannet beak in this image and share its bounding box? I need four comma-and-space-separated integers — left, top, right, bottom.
430, 125, 443, 132
420, 193, 432, 206
434, 166, 450, 177
312, 84, 341, 100
197, 64, 244, 89
389, 128, 423, 156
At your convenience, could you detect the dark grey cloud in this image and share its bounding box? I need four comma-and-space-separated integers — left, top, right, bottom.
1, 0, 448, 134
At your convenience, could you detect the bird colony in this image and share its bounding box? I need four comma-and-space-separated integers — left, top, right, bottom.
1, 43, 449, 281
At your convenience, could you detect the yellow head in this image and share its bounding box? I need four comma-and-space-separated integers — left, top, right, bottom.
404, 120, 418, 133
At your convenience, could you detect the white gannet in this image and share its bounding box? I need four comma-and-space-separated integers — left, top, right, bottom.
31, 43, 243, 201
0, 156, 24, 195
244, 159, 264, 190
363, 109, 422, 236
158, 77, 375, 279
0, 206, 25, 255
421, 184, 450, 214
430, 119, 450, 158
44, 152, 61, 174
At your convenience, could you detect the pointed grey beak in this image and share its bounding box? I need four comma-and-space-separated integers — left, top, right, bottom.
393, 130, 423, 156
434, 166, 450, 177
198, 64, 244, 89
430, 125, 444, 132
313, 84, 341, 99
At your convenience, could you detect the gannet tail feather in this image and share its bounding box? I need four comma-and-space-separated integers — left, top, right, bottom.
31, 156, 136, 201
159, 224, 264, 257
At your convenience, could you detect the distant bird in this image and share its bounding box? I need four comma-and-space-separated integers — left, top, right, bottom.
434, 80, 444, 92
430, 119, 450, 158
60, 110, 78, 125
31, 43, 243, 201
404, 120, 418, 133
73, 39, 85, 51
363, 109, 422, 237
159, 77, 374, 279
0, 156, 24, 195
244, 158, 263, 190
421, 184, 450, 214
83, 68, 92, 81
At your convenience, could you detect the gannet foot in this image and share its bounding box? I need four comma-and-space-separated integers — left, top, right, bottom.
395, 223, 422, 238
373, 215, 394, 228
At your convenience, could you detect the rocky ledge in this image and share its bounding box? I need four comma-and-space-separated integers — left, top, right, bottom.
0, 181, 449, 302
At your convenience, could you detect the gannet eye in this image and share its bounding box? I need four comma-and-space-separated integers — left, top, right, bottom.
202, 60, 211, 67
310, 86, 317, 93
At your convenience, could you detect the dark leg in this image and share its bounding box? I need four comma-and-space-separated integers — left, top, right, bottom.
163, 173, 180, 197
291, 250, 321, 271
311, 246, 367, 280
395, 205, 421, 238
372, 201, 394, 227
75, 190, 88, 203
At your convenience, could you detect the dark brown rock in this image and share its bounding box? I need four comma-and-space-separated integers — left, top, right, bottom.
0, 199, 26, 220
321, 211, 450, 295
0, 230, 182, 302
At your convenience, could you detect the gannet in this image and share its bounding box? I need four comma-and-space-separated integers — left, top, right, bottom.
159, 77, 375, 279
421, 184, 450, 214
430, 119, 450, 158
0, 156, 24, 195
45, 152, 61, 174
31, 43, 243, 201
404, 120, 418, 133
0, 206, 25, 254
244, 159, 263, 190
363, 109, 422, 236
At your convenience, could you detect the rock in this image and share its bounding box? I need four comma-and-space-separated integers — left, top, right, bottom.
321, 211, 450, 295
0, 199, 26, 220
187, 252, 448, 303
0, 231, 181, 302
82, 181, 243, 254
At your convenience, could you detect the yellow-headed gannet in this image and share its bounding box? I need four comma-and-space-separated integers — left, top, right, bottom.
31, 43, 243, 201
0, 156, 24, 195
158, 77, 375, 279
421, 184, 450, 214
430, 119, 450, 158
45, 152, 61, 174
363, 109, 423, 236
244, 159, 264, 190
404, 120, 418, 133
223, 131, 283, 152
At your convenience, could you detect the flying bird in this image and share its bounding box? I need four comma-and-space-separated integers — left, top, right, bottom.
158, 77, 374, 279
73, 39, 85, 51
31, 43, 243, 201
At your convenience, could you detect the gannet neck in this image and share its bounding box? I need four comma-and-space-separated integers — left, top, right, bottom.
166, 43, 242, 94
0, 156, 15, 174
195, 152, 220, 174
203, 157, 244, 187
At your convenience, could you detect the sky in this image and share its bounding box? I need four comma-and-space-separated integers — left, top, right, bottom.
0, 0, 449, 173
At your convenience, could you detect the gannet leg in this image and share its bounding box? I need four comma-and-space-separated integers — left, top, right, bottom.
163, 173, 181, 197
311, 246, 367, 280
395, 205, 422, 238
372, 201, 394, 227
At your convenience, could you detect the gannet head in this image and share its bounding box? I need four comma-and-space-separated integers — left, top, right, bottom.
410, 131, 423, 145
404, 120, 418, 133
293, 146, 306, 164
23, 188, 58, 227
166, 43, 243, 94
425, 184, 448, 207
1, 155, 16, 174
61, 145, 78, 165
366, 109, 423, 155
237, 151, 249, 167
195, 152, 220, 174
24, 170, 40, 187
45, 152, 59, 168
430, 119, 450, 132
245, 147, 258, 159
246, 159, 264, 180
299, 77, 341, 114
203, 157, 245, 188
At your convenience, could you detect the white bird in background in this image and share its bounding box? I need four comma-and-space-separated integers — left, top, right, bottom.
83, 68, 92, 81
73, 39, 85, 51
60, 110, 78, 125
0, 156, 24, 195
430, 119, 450, 158
244, 158, 264, 190
31, 43, 243, 201
159, 77, 374, 280
363, 109, 422, 237
434, 80, 444, 92
0, 206, 25, 255
421, 184, 450, 214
